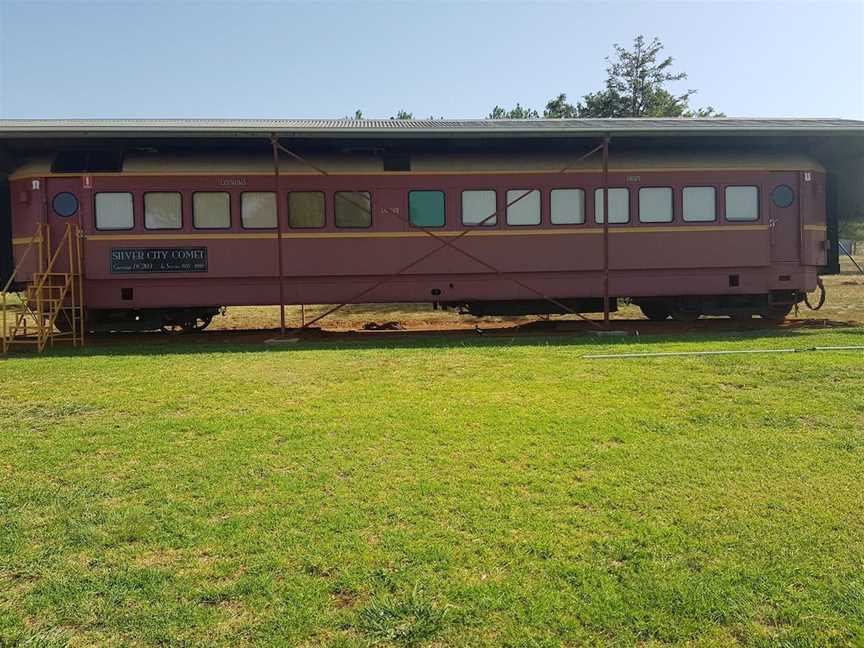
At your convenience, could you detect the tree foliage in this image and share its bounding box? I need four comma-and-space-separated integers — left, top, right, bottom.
543, 94, 578, 118
487, 103, 540, 120
487, 36, 723, 119
574, 36, 722, 117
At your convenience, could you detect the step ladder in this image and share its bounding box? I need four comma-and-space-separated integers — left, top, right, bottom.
2, 222, 85, 354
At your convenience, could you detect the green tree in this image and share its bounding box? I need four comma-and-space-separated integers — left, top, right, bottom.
542, 36, 723, 118
487, 103, 540, 119
688, 105, 723, 117
543, 93, 578, 118
391, 110, 413, 119
839, 219, 864, 241
582, 36, 688, 116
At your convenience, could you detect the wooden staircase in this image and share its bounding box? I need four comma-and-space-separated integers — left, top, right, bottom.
2, 223, 85, 354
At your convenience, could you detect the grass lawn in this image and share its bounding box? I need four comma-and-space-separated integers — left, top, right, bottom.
1, 328, 863, 646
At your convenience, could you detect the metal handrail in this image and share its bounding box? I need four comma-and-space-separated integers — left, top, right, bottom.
3, 222, 85, 353
32, 224, 72, 294
2, 224, 45, 351
1, 223, 43, 294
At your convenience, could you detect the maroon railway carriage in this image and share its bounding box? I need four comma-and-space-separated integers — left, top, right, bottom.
6, 148, 827, 331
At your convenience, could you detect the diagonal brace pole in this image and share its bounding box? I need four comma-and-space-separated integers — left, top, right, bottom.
270, 136, 608, 330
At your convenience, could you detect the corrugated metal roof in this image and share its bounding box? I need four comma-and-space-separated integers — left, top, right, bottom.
0, 117, 862, 138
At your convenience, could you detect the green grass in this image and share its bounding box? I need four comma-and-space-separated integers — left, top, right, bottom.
1, 328, 863, 647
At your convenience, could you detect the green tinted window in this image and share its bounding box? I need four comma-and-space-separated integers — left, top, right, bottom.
289, 191, 325, 228
409, 191, 445, 227
335, 191, 372, 228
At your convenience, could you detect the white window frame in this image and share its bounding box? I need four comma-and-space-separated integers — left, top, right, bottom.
95, 192, 134, 231
193, 192, 231, 230
461, 190, 497, 227
550, 188, 585, 225
144, 192, 182, 230
725, 186, 759, 222
241, 192, 278, 230
638, 187, 673, 223
682, 187, 717, 223
506, 189, 540, 226
594, 188, 630, 224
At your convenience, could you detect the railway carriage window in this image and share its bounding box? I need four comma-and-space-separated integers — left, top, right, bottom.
52, 192, 79, 218
409, 191, 445, 228
771, 185, 795, 208
461, 190, 497, 226
638, 187, 673, 223
593, 188, 629, 224
335, 191, 372, 228
95, 192, 134, 230
506, 190, 540, 226
144, 192, 182, 230
241, 192, 277, 229
682, 187, 716, 222
289, 191, 325, 228
193, 192, 230, 229
725, 186, 759, 221
550, 189, 585, 224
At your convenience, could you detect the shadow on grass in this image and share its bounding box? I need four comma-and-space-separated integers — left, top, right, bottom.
4, 319, 863, 360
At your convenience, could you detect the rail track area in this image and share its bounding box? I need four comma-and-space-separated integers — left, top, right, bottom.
72, 313, 856, 350
70, 268, 861, 348
3, 266, 860, 352
2, 284, 858, 350
54, 267, 864, 346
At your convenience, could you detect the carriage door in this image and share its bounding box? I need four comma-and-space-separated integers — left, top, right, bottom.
45, 177, 84, 274
769, 173, 800, 263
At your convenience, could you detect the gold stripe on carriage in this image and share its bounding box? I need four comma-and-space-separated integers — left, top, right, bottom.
85, 224, 769, 242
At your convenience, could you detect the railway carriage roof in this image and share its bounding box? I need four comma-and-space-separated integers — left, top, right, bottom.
1, 118, 861, 192
1, 118, 860, 232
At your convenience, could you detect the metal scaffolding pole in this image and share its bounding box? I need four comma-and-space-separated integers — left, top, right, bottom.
270, 134, 287, 335
602, 136, 610, 327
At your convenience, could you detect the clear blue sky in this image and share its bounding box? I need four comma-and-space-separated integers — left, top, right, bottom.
0, 0, 862, 119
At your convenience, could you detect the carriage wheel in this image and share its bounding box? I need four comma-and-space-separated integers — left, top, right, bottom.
639, 303, 671, 321
670, 309, 701, 322
160, 320, 187, 335
759, 305, 792, 323
160, 315, 213, 335
188, 315, 213, 332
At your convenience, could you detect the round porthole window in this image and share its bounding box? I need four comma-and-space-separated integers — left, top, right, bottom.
52, 192, 79, 217
771, 185, 795, 208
